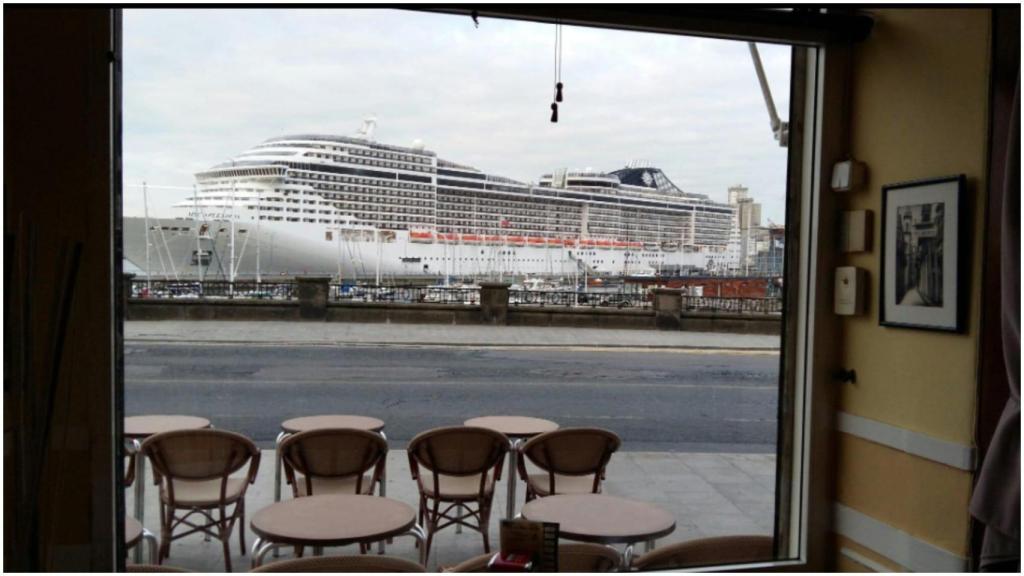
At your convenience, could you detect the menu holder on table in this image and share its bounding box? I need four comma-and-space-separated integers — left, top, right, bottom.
488, 519, 559, 572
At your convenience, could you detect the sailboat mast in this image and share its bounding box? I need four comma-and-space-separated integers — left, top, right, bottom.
193, 184, 204, 283
375, 203, 382, 285
255, 186, 262, 283
342, 228, 350, 282
375, 230, 382, 286
444, 237, 449, 287
229, 181, 237, 283
474, 196, 479, 277
143, 181, 152, 291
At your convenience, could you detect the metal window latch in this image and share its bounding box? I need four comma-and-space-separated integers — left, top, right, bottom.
833, 368, 857, 384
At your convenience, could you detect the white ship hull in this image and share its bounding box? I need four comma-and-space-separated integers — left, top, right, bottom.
123, 127, 739, 280
123, 216, 706, 280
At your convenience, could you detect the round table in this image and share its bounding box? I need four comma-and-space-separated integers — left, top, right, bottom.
124, 415, 210, 562
280, 415, 385, 435
521, 494, 675, 567
125, 515, 157, 564
275, 415, 388, 555
464, 416, 558, 520
125, 415, 211, 439
249, 495, 426, 568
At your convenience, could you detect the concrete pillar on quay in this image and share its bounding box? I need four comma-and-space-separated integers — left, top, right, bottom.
652, 288, 684, 330
479, 282, 511, 325
296, 276, 331, 320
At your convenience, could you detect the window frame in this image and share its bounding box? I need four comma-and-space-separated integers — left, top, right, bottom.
111, 7, 860, 571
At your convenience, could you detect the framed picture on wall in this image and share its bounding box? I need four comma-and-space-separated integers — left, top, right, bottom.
880, 175, 968, 332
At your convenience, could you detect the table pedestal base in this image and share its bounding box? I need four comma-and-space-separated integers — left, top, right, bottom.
505, 439, 523, 520
623, 543, 635, 570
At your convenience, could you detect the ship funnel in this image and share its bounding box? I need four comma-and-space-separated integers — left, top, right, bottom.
355, 116, 377, 140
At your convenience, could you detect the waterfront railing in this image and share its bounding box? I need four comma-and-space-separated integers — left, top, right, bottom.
509, 290, 652, 309
128, 280, 782, 315
681, 295, 783, 315
330, 284, 480, 305
129, 279, 298, 300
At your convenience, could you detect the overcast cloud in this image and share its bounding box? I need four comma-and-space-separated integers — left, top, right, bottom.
124, 9, 791, 223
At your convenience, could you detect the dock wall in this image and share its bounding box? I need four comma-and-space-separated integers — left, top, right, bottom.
126, 298, 780, 335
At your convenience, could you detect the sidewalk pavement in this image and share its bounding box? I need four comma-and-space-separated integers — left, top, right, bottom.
127, 449, 775, 572
125, 321, 780, 350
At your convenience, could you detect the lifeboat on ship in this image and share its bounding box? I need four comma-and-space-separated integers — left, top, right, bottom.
661, 240, 680, 252
613, 240, 629, 250
527, 237, 546, 247
597, 239, 613, 249
546, 237, 563, 247
562, 238, 577, 248
507, 236, 526, 247
461, 234, 482, 244
629, 241, 644, 249
484, 235, 503, 245
437, 232, 460, 244
579, 239, 596, 248
410, 230, 434, 243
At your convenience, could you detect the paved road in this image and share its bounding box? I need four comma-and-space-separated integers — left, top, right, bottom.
125, 343, 780, 453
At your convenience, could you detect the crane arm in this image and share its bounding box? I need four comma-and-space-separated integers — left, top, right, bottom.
748, 42, 789, 147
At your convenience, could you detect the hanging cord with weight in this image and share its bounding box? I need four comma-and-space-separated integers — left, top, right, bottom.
551, 22, 563, 122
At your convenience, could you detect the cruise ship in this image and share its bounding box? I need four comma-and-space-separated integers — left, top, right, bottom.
123, 119, 737, 281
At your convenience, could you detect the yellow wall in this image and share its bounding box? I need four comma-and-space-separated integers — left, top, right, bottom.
841, 8, 990, 443
834, 8, 991, 569
834, 535, 907, 572
836, 435, 974, 554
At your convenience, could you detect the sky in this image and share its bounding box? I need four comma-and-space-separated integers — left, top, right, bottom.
123, 9, 792, 223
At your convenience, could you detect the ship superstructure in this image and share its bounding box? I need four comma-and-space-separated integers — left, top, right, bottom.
124, 121, 738, 281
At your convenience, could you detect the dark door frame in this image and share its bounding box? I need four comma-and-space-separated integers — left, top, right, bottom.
970, 5, 1020, 571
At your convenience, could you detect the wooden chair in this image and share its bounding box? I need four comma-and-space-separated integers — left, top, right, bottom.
517, 428, 620, 501
142, 429, 261, 572
125, 451, 158, 565
407, 426, 508, 565
630, 535, 774, 570
443, 542, 622, 572
250, 555, 426, 572
279, 428, 387, 498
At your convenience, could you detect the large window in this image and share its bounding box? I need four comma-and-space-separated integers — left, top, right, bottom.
119, 8, 824, 571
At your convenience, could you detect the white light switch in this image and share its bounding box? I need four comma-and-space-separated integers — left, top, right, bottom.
834, 266, 866, 316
